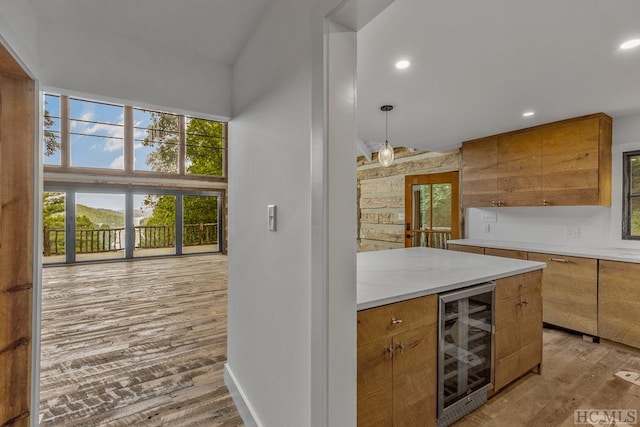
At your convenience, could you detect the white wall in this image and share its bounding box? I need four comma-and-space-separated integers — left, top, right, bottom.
37, 19, 231, 118
228, 0, 317, 425
0, 0, 40, 77
227, 0, 365, 424
467, 113, 640, 249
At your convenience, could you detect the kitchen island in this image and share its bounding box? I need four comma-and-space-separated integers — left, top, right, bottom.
356, 247, 546, 427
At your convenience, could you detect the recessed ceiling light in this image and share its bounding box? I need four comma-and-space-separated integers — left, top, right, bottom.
522, 111, 535, 117
395, 60, 410, 69
620, 39, 640, 50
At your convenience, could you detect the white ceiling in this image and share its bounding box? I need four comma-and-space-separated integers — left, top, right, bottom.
31, 0, 272, 65
357, 0, 640, 152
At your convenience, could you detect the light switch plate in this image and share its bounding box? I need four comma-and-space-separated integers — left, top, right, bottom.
268, 204, 277, 231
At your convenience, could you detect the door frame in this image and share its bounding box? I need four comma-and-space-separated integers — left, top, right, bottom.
404, 171, 460, 248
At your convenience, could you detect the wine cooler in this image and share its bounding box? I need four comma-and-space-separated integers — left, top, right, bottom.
437, 282, 495, 427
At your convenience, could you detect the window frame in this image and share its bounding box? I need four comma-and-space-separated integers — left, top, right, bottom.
43, 93, 228, 181
622, 150, 640, 240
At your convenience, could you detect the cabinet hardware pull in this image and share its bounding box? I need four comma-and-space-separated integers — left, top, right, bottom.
542, 199, 551, 206
397, 343, 405, 354
549, 258, 568, 263
385, 345, 394, 359
491, 200, 497, 207
522, 299, 528, 307
391, 317, 403, 325
519, 283, 528, 288
496, 200, 504, 207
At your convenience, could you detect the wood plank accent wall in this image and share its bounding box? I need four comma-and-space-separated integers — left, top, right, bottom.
0, 45, 35, 427
357, 148, 460, 252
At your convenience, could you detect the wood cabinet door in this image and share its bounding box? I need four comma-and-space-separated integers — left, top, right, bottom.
497, 128, 542, 207
519, 288, 542, 374
599, 260, 640, 349
542, 117, 601, 206
447, 244, 485, 255
358, 337, 393, 427
528, 252, 598, 335
392, 327, 437, 427
484, 247, 527, 260
461, 137, 498, 208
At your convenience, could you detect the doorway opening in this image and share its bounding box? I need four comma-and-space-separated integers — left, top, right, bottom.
404, 171, 460, 248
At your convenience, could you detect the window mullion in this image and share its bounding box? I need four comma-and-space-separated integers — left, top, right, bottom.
179, 115, 186, 175
124, 106, 134, 172
61, 95, 70, 169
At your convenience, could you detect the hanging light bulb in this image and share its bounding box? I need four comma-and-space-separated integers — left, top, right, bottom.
378, 105, 394, 167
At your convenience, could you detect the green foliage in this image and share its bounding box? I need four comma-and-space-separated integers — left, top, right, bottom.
419, 184, 452, 230
43, 107, 59, 157
76, 204, 124, 228
141, 112, 223, 227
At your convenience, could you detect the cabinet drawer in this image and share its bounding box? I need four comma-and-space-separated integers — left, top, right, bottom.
485, 247, 527, 260
495, 270, 542, 302
357, 295, 437, 346
528, 252, 597, 335
447, 244, 485, 254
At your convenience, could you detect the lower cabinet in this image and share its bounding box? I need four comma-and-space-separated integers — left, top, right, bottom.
494, 270, 543, 392
527, 252, 598, 336
599, 260, 640, 348
357, 295, 438, 427
484, 247, 527, 260
447, 244, 484, 254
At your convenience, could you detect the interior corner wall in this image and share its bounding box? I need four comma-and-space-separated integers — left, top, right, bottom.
37, 21, 231, 118
466, 112, 640, 249
227, 0, 315, 425
0, 0, 40, 78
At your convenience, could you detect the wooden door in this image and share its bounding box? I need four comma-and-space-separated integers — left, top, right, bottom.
461, 137, 498, 207
542, 117, 602, 205
358, 337, 393, 427
404, 172, 459, 249
392, 327, 437, 427
0, 45, 35, 427
497, 128, 542, 206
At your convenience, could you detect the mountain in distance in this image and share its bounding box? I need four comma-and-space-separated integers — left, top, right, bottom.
76, 204, 125, 228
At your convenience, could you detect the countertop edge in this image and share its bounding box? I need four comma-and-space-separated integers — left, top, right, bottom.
448, 239, 640, 264
356, 263, 545, 311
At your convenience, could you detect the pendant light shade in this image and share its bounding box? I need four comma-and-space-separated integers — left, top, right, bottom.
379, 105, 394, 167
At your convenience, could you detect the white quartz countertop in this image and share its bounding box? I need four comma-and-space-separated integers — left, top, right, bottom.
356, 247, 545, 310
447, 239, 640, 264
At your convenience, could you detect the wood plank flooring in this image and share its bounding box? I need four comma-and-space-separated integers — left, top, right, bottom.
40, 255, 640, 426
455, 328, 640, 427
39, 255, 242, 427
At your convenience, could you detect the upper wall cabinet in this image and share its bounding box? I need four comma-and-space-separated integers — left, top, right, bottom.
461, 113, 612, 208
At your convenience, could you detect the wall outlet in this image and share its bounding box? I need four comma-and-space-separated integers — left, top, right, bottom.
483, 223, 490, 233
482, 213, 497, 223
566, 225, 580, 238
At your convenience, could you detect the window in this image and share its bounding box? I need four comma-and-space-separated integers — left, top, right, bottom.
623, 150, 640, 239
43, 93, 227, 178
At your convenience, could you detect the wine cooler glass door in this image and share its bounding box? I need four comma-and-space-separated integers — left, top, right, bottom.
438, 283, 495, 417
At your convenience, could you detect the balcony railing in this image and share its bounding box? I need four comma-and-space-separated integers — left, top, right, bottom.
43, 223, 218, 256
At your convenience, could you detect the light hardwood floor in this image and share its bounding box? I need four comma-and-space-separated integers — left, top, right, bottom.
455, 328, 640, 426
40, 254, 242, 427
40, 255, 640, 426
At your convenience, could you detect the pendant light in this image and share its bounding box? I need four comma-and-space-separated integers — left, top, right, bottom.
378, 105, 395, 167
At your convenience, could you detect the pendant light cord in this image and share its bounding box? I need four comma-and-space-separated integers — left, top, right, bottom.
385, 110, 389, 145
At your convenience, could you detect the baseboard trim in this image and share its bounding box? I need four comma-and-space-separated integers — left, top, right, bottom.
224, 363, 262, 427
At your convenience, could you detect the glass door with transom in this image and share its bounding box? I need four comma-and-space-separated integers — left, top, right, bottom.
405, 172, 459, 249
